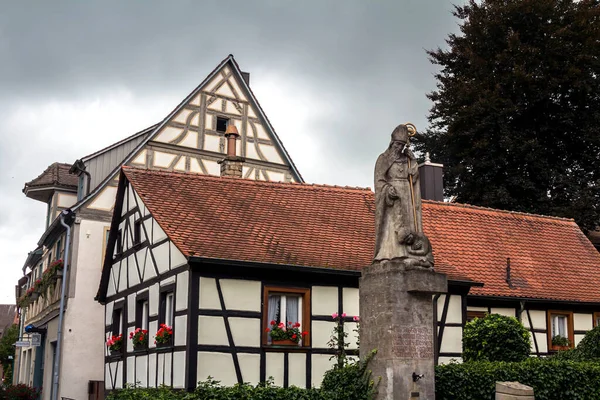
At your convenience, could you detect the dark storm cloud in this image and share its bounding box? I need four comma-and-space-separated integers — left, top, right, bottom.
0, 0, 460, 300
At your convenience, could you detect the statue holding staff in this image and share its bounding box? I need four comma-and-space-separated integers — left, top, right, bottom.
374, 123, 434, 269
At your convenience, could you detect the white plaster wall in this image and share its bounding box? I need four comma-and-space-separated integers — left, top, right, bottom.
238, 353, 260, 385
136, 355, 148, 387
221, 279, 261, 311
88, 186, 117, 211
535, 332, 548, 353
60, 219, 108, 400
175, 271, 189, 311
491, 308, 516, 318
197, 352, 237, 386
574, 313, 593, 331
127, 357, 135, 385
175, 315, 187, 346
312, 286, 337, 315
148, 353, 157, 386
265, 352, 284, 386
288, 353, 306, 388
173, 351, 186, 388
199, 316, 228, 346
312, 354, 335, 388
229, 317, 261, 347
446, 295, 463, 324
312, 321, 336, 349
342, 288, 359, 317
57, 192, 77, 208
528, 310, 547, 330
440, 326, 462, 353
153, 242, 170, 274
199, 277, 221, 309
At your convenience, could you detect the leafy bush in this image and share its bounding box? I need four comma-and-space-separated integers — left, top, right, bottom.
552, 325, 600, 362
0, 384, 42, 400
463, 313, 530, 362
320, 350, 378, 400
574, 325, 600, 360
436, 358, 600, 400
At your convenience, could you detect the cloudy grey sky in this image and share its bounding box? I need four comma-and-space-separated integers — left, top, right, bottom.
0, 0, 460, 302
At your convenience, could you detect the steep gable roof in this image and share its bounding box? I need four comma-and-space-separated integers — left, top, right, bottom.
73, 54, 302, 213
111, 168, 600, 303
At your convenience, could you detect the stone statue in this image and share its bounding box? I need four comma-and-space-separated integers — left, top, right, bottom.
374, 124, 434, 268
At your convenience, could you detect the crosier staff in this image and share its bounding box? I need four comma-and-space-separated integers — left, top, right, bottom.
402, 122, 418, 231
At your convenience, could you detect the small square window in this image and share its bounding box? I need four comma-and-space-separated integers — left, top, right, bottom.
594, 312, 600, 328
216, 117, 228, 133
263, 286, 310, 347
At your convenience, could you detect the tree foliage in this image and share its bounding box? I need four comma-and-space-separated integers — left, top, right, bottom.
463, 314, 531, 362
414, 0, 600, 232
0, 324, 18, 372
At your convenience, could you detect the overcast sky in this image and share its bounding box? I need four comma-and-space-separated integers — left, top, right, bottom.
0, 1, 460, 303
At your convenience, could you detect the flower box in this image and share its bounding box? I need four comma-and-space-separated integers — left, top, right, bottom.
133, 343, 147, 352
272, 339, 298, 346
156, 339, 172, 348
110, 349, 122, 356
554, 345, 570, 351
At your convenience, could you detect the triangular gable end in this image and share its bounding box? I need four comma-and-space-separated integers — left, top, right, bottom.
75, 55, 303, 216
135, 55, 303, 183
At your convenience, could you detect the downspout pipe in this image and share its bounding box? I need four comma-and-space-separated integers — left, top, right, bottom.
52, 209, 73, 400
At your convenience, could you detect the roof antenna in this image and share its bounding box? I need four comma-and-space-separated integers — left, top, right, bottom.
506, 257, 513, 288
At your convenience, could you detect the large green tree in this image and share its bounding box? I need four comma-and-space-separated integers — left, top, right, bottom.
0, 324, 19, 382
414, 0, 600, 232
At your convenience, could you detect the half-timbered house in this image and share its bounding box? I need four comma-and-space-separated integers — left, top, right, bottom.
96, 163, 600, 391
15, 54, 302, 400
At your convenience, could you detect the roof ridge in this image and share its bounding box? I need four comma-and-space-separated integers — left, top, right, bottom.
423, 199, 575, 222
81, 124, 158, 161
122, 166, 372, 193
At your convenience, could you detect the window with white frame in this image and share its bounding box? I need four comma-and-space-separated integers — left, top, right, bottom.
548, 310, 573, 349
160, 290, 174, 328
262, 286, 310, 346
166, 293, 174, 327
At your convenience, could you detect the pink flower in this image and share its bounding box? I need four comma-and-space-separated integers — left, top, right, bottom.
353, 316, 360, 322
278, 322, 285, 329
332, 312, 338, 319
341, 313, 347, 318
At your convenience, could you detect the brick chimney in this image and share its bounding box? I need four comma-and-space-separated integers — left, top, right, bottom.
218, 124, 245, 178
418, 152, 444, 201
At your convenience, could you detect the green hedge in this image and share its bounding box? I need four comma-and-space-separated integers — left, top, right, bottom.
463, 314, 531, 362
107, 379, 373, 400
436, 358, 600, 400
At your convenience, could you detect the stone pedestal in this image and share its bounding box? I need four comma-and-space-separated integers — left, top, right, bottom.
496, 382, 534, 400
360, 260, 447, 400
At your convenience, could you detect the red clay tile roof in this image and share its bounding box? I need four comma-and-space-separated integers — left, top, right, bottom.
122, 167, 600, 303
23, 162, 78, 190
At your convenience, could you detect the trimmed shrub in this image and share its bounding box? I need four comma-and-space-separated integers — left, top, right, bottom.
574, 325, 600, 360
320, 350, 378, 399
436, 358, 600, 400
463, 313, 530, 362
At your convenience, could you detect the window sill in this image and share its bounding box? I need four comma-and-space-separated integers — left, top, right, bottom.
263, 344, 309, 352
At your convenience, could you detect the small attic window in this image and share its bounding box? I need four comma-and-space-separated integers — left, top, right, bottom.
216, 117, 228, 133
